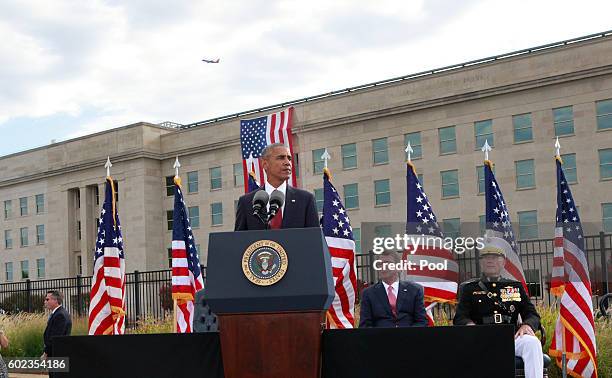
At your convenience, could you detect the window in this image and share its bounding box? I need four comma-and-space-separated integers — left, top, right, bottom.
94, 185, 100, 205
75, 190, 80, 208
596, 99, 612, 130
187, 171, 199, 193
513, 113, 533, 143
4, 200, 11, 219
374, 225, 392, 237
5, 263, 13, 281
294, 153, 300, 178
20, 227, 28, 247
479, 215, 486, 236
553, 106, 574, 136
37, 258, 45, 279
341, 143, 357, 170
20, 260, 29, 280
603, 203, 612, 233
35, 194, 45, 214
210, 167, 222, 190
165, 176, 174, 196
314, 188, 324, 213
372, 138, 389, 165
211, 202, 223, 226
404, 132, 422, 159
20, 197, 28, 216
167, 248, 172, 268
113, 180, 119, 202
233, 163, 243, 187
312, 148, 325, 174
474, 119, 493, 149
524, 269, 541, 297
442, 218, 461, 239
515, 159, 535, 189
477, 166, 485, 194
36, 225, 45, 245
77, 221, 81, 240
518, 210, 538, 240
374, 179, 391, 206
4, 230, 12, 249
439, 126, 456, 154
77, 255, 82, 275
600, 149, 612, 180
167, 210, 174, 231
188, 206, 200, 228
441, 170, 459, 198
561, 153, 577, 183
343, 183, 359, 209
353, 227, 361, 253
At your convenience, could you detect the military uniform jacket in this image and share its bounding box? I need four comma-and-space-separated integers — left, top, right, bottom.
453, 277, 540, 332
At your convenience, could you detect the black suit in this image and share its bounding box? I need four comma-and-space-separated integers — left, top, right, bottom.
234, 186, 319, 231
44, 306, 72, 357
359, 281, 428, 328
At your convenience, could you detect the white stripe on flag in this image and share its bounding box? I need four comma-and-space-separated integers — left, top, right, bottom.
172, 240, 186, 249
172, 258, 188, 268
172, 276, 191, 286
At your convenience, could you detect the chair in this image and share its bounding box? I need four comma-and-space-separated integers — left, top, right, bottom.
514, 323, 551, 378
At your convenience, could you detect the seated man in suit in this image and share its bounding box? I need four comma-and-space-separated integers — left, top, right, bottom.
359, 250, 428, 328
453, 245, 543, 378
234, 143, 319, 231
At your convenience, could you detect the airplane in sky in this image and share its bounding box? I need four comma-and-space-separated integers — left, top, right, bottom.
202, 58, 220, 63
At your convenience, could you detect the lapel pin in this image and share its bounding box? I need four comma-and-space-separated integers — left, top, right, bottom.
291, 199, 296, 203
403, 289, 408, 292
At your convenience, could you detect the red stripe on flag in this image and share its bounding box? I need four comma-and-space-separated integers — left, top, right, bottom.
172, 267, 189, 276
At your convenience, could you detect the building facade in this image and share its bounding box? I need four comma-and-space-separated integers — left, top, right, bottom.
1, 33, 611, 283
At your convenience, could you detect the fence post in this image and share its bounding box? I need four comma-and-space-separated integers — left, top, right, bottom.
26, 279, 32, 313
601, 232, 609, 296
474, 247, 481, 277
368, 250, 376, 284
76, 275, 83, 316
134, 270, 141, 321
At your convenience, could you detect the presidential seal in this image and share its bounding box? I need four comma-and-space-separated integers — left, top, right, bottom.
242, 240, 288, 286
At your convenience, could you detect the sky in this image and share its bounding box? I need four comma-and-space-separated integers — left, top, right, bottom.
1, 0, 612, 156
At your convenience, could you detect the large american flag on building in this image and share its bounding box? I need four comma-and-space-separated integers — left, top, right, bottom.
549, 156, 598, 378
88, 178, 126, 335
240, 107, 297, 192
483, 160, 528, 293
321, 168, 357, 328
171, 176, 204, 333
402, 162, 458, 325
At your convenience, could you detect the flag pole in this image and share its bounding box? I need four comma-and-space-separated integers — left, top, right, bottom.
405, 141, 413, 163
481, 139, 491, 162
172, 156, 181, 333
321, 149, 331, 170
555, 137, 568, 378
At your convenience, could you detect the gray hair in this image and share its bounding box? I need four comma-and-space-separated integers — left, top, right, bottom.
46, 290, 63, 305
261, 143, 289, 159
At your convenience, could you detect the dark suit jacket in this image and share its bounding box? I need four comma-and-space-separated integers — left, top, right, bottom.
234, 186, 319, 231
359, 281, 428, 328
44, 306, 72, 356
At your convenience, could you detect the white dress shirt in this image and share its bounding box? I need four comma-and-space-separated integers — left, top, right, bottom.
264, 180, 287, 214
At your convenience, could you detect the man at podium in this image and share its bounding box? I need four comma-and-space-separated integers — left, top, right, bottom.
235, 143, 319, 231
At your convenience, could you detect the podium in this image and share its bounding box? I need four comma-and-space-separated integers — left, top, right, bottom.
205, 228, 334, 378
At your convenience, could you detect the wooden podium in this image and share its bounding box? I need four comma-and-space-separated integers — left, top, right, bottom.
205, 228, 334, 378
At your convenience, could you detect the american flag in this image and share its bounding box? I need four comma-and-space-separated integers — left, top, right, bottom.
549, 156, 598, 377
171, 176, 204, 333
483, 160, 528, 293
402, 162, 458, 325
321, 169, 357, 328
240, 107, 297, 192
88, 178, 126, 335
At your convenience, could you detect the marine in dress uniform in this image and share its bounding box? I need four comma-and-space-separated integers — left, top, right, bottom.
453, 246, 544, 378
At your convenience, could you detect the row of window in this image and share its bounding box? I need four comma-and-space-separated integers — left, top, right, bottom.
314, 137, 612, 178
4, 225, 45, 249
166, 203, 224, 230
3, 194, 45, 219
4, 258, 45, 281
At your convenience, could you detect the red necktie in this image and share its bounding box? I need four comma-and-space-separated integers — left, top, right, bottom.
269, 207, 283, 229
387, 285, 397, 317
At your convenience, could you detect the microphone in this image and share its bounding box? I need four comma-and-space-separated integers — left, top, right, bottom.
268, 190, 285, 220
252, 190, 269, 216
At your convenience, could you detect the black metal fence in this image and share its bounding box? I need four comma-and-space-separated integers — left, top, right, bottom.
0, 233, 608, 325
355, 232, 611, 307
